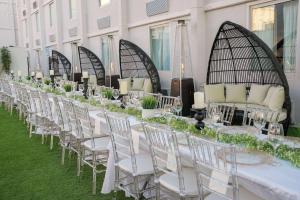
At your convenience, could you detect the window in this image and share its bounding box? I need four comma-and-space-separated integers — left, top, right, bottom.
101, 37, 109, 70
251, 0, 298, 72
99, 0, 110, 7
49, 3, 54, 27
150, 25, 170, 71
35, 12, 40, 32
69, 0, 77, 19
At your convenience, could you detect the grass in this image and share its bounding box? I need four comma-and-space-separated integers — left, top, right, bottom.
287, 127, 300, 137
0, 106, 130, 200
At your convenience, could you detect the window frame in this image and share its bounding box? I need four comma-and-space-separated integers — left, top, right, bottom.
99, 0, 111, 7
69, 0, 77, 19
149, 24, 171, 71
49, 2, 54, 27
249, 0, 299, 72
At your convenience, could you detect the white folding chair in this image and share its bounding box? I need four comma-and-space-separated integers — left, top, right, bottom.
106, 113, 155, 199
143, 123, 199, 200
74, 104, 110, 194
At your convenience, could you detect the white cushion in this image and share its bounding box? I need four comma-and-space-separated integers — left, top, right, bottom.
248, 109, 287, 122
118, 154, 153, 176
247, 84, 270, 105
143, 78, 153, 93
225, 84, 246, 103
118, 78, 131, 95
131, 78, 145, 90
83, 137, 110, 151
263, 86, 277, 106
268, 86, 285, 111
204, 84, 225, 103
159, 168, 198, 196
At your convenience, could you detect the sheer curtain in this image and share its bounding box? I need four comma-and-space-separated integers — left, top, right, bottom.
151, 26, 170, 71
283, 0, 298, 72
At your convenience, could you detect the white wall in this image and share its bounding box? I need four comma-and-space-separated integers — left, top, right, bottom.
9, 47, 28, 76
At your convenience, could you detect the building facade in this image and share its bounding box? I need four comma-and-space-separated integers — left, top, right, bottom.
15, 0, 300, 124
0, 0, 17, 47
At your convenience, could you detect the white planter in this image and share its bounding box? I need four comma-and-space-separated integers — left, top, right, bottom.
65, 92, 72, 97
142, 109, 157, 119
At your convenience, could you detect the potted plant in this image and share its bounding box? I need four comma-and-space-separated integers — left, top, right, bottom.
141, 96, 158, 118
63, 84, 72, 97
1, 47, 11, 74
44, 79, 51, 85
102, 88, 113, 99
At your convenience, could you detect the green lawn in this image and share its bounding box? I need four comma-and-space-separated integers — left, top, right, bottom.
0, 106, 130, 200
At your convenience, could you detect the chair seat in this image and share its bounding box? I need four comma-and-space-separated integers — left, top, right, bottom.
83, 137, 110, 151
204, 186, 264, 200
118, 154, 154, 176
159, 168, 198, 196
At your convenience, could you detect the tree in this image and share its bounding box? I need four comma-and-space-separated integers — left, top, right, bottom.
1, 47, 11, 73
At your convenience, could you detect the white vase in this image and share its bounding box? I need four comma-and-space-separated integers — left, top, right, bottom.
142, 109, 156, 119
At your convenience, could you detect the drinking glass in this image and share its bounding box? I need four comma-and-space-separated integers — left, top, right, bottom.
173, 97, 183, 116
112, 89, 120, 100
253, 110, 266, 133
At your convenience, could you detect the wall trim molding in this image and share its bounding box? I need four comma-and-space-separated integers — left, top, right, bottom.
127, 9, 190, 29
204, 0, 255, 11
87, 28, 119, 38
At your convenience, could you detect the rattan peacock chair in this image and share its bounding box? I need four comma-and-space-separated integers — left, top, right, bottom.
51, 50, 72, 80
119, 39, 161, 93
206, 21, 291, 134
78, 46, 105, 86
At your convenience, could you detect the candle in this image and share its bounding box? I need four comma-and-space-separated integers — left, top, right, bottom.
75, 66, 78, 72
11, 70, 14, 74
194, 92, 205, 108
31, 72, 35, 76
17, 70, 21, 77
82, 71, 89, 79
63, 73, 68, 80
49, 70, 54, 75
36, 72, 43, 79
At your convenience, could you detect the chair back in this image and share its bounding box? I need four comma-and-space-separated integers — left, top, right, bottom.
158, 95, 177, 109
40, 92, 53, 121
52, 96, 64, 128
143, 124, 188, 195
61, 98, 80, 138
188, 135, 238, 200
207, 104, 236, 125
105, 113, 138, 174
73, 103, 93, 139
29, 89, 42, 114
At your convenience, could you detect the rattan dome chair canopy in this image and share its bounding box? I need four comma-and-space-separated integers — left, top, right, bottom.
51, 50, 72, 80
206, 21, 291, 131
78, 46, 105, 86
119, 39, 161, 93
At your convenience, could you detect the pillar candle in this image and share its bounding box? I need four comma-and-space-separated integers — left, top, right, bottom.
194, 92, 205, 108
49, 70, 54, 75
17, 70, 21, 77
31, 72, 35, 76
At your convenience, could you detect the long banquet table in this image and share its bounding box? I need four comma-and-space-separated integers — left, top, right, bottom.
88, 110, 300, 200
10, 83, 300, 200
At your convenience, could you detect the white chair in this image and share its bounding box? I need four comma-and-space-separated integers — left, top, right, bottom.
39, 92, 61, 149
105, 113, 155, 199
143, 123, 199, 200
74, 104, 110, 194
27, 89, 46, 139
188, 135, 263, 200
52, 96, 72, 164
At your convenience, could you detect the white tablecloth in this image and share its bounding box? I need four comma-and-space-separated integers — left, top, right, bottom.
89, 110, 300, 200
